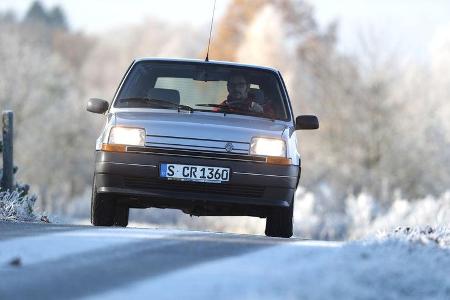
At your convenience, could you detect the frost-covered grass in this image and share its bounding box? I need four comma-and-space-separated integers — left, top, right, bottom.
0, 189, 38, 222
374, 226, 450, 248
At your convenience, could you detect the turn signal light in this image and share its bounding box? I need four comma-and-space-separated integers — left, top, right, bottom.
266, 156, 291, 165
101, 144, 127, 152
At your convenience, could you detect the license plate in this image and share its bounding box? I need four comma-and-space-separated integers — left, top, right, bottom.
160, 163, 230, 183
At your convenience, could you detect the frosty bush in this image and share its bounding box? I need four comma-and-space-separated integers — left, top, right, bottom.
294, 188, 450, 240
0, 189, 37, 221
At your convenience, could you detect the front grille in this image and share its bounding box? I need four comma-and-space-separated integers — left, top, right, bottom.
123, 177, 265, 198
145, 134, 250, 155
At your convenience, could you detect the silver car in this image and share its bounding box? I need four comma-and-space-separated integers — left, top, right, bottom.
87, 58, 318, 238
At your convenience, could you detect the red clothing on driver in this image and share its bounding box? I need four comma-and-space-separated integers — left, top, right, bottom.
214, 94, 275, 117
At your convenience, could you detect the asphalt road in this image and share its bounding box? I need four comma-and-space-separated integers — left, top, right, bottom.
0, 221, 300, 300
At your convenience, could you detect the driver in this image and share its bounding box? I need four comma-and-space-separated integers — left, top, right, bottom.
218, 74, 273, 115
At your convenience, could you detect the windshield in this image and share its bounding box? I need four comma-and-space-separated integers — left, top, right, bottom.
115, 61, 290, 120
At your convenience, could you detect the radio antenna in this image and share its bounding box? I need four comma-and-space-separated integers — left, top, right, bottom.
205, 0, 217, 62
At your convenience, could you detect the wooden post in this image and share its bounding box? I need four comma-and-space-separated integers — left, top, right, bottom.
2, 111, 13, 191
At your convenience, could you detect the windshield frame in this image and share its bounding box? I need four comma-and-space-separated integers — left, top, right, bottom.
110, 59, 293, 122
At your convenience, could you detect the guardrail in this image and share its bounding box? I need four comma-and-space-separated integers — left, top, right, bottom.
1, 111, 14, 191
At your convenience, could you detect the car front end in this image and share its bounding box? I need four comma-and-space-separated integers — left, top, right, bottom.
94, 111, 300, 217
87, 58, 318, 238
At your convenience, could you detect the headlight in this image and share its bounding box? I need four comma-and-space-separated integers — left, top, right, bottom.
108, 127, 145, 146
250, 137, 286, 157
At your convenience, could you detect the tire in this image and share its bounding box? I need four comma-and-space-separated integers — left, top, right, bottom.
114, 205, 129, 227
265, 200, 294, 238
91, 177, 115, 226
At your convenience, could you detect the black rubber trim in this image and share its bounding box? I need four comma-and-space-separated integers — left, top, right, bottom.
126, 146, 267, 162
97, 186, 291, 208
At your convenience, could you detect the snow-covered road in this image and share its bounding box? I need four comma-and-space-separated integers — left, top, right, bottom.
0, 221, 449, 300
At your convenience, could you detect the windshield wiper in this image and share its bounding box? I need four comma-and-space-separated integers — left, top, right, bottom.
195, 103, 277, 120
195, 103, 231, 109
196, 103, 259, 115
118, 97, 194, 113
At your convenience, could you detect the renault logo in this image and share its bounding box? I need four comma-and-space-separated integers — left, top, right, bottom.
225, 142, 234, 153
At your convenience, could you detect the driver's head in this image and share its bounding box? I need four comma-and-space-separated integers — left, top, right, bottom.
227, 74, 250, 101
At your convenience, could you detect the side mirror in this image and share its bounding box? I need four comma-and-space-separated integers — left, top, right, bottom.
295, 115, 319, 130
87, 98, 109, 114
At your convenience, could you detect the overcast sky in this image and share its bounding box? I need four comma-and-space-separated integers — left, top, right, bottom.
312, 0, 450, 62
1, 0, 449, 62
0, 0, 228, 30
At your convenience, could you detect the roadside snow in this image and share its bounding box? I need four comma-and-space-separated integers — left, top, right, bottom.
89, 227, 450, 300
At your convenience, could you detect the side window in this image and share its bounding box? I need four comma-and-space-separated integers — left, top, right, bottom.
117, 65, 153, 100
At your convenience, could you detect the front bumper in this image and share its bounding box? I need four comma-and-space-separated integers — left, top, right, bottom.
94, 149, 300, 215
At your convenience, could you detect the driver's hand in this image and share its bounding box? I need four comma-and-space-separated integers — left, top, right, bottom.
250, 102, 264, 113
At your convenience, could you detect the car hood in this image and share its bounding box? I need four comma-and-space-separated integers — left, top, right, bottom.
114, 110, 289, 154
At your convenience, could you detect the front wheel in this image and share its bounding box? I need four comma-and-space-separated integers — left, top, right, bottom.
91, 176, 115, 226
114, 205, 129, 227
91, 192, 116, 226
265, 201, 294, 238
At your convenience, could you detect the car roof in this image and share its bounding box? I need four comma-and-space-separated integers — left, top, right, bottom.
133, 57, 280, 73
